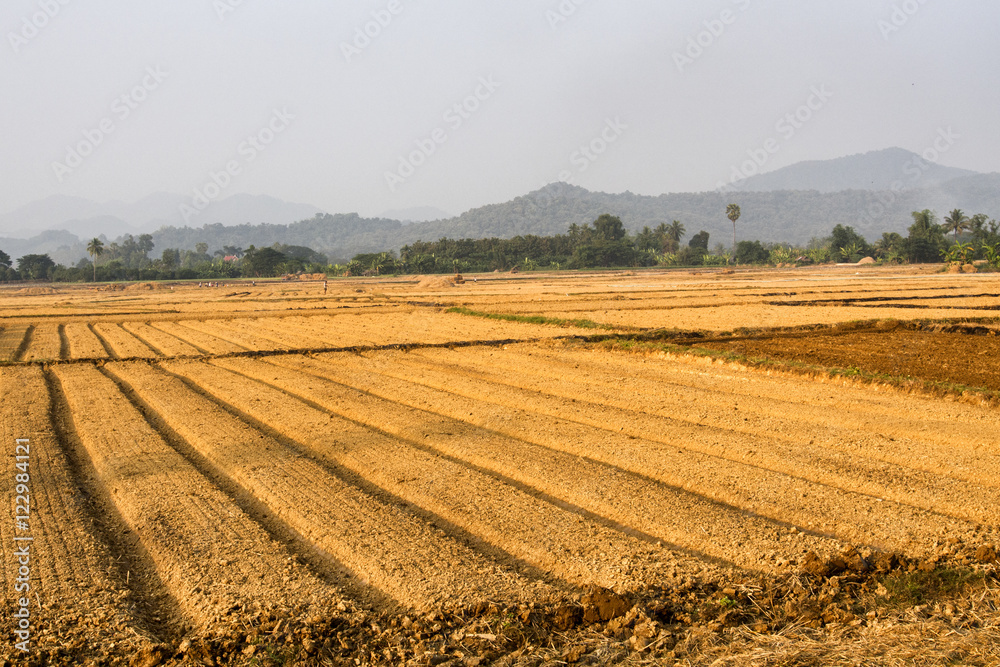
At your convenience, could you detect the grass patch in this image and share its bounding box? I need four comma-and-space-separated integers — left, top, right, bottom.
879, 568, 985, 609
446, 306, 614, 330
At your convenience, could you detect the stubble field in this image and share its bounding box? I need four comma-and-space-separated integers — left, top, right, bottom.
0, 266, 998, 666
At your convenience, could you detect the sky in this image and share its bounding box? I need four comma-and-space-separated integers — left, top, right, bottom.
2, 0, 998, 219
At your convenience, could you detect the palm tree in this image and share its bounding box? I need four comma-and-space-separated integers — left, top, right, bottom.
667, 220, 686, 252
86, 238, 105, 282
726, 204, 741, 257
942, 209, 970, 241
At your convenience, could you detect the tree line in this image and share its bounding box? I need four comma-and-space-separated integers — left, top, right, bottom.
1, 208, 998, 283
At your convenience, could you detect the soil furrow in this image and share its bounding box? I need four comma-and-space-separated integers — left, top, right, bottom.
21, 323, 62, 362
163, 356, 713, 590
221, 353, 855, 570
106, 360, 548, 611
298, 350, 975, 557
0, 366, 149, 656
91, 323, 158, 358
152, 321, 244, 355
493, 344, 1000, 487
12, 324, 34, 362
86, 322, 117, 358
388, 345, 1000, 522
48, 363, 339, 631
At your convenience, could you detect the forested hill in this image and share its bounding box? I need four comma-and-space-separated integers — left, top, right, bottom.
146, 175, 1000, 259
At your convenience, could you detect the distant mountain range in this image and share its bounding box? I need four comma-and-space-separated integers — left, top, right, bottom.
2, 148, 997, 265
730, 147, 978, 193
0, 193, 323, 240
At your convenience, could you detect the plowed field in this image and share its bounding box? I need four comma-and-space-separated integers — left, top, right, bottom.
0, 267, 997, 666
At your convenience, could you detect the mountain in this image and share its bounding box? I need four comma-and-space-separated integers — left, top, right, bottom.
378, 206, 451, 223
732, 147, 979, 193
0, 193, 325, 240
141, 174, 1000, 261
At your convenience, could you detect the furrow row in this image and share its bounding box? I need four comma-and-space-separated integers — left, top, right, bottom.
49, 363, 338, 630
161, 358, 708, 590
107, 360, 546, 611
300, 349, 976, 557
388, 346, 1000, 520
215, 354, 850, 570
482, 344, 1000, 483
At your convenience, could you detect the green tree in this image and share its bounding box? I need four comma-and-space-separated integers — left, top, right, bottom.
735, 240, 768, 264
0, 249, 11, 269
17, 254, 56, 281
942, 208, 970, 241
86, 237, 105, 282
688, 231, 710, 253
161, 248, 180, 271
904, 209, 947, 263
830, 225, 872, 259
726, 204, 741, 255
592, 214, 627, 242
195, 242, 209, 256
243, 247, 286, 277
667, 220, 686, 251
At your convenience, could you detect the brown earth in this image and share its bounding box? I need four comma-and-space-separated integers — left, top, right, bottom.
0, 267, 997, 665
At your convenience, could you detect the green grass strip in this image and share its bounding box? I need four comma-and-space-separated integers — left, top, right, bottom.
446, 307, 615, 330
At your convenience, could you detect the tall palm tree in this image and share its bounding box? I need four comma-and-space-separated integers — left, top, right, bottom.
942, 208, 970, 241
726, 204, 741, 257
86, 238, 105, 282
667, 220, 686, 251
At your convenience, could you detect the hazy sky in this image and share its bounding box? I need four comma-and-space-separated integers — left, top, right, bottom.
2, 0, 998, 219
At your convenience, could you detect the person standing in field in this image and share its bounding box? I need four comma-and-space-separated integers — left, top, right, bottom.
323, 280, 328, 294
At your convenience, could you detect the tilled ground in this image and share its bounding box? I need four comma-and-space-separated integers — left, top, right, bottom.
0, 269, 998, 665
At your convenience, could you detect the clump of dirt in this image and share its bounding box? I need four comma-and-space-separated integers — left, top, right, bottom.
125, 282, 169, 291
857, 256, 876, 265
416, 275, 463, 288
10, 548, 994, 666
15, 286, 57, 295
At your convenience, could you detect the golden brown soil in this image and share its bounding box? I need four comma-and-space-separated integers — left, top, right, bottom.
0, 267, 997, 665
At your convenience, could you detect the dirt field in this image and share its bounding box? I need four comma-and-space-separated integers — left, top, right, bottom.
0, 267, 997, 665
